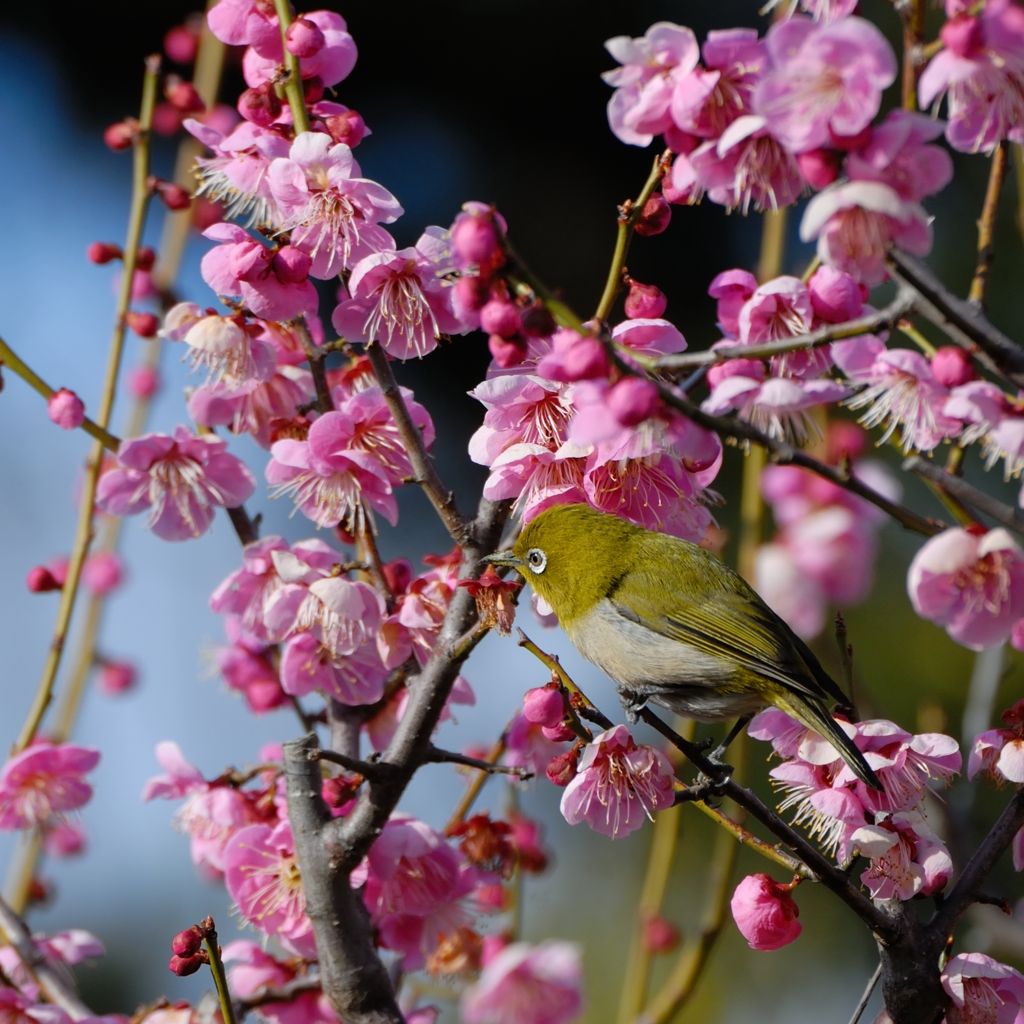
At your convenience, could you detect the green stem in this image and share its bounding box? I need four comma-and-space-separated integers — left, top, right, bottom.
203, 921, 239, 1024
594, 150, 671, 322
273, 0, 310, 135
13, 55, 159, 756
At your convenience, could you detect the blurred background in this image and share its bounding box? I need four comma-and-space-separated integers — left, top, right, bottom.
0, 0, 1022, 1021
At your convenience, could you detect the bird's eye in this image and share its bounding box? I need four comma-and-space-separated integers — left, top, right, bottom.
526, 549, 547, 575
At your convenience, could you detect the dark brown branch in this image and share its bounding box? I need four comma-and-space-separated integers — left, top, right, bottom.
225, 505, 260, 546
653, 289, 915, 371
307, 747, 384, 781
888, 249, 1024, 388
364, 342, 472, 546
294, 318, 333, 414
424, 746, 532, 778
235, 976, 322, 1018
969, 141, 1010, 311
903, 456, 1024, 535
0, 893, 95, 1020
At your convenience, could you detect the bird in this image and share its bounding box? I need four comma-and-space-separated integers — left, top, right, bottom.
486, 503, 881, 790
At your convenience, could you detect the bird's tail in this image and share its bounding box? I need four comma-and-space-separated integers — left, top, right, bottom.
780, 696, 882, 791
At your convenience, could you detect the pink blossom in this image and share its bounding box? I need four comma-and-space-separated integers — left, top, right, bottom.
96, 427, 256, 541
81, 552, 124, 595
737, 275, 814, 344
941, 953, 1024, 1023
481, 442, 588, 524
47, 389, 85, 430
278, 629, 387, 706
206, 0, 280, 51
799, 180, 933, 284
908, 527, 1024, 650
730, 874, 802, 951
98, 660, 137, 695
852, 810, 952, 900
807, 264, 864, 324
241, 11, 357, 90
0, 743, 100, 830
460, 940, 584, 1024
142, 740, 206, 801
216, 631, 288, 714
43, 820, 87, 857
709, 269, 758, 338
559, 725, 674, 839
268, 132, 401, 278
755, 17, 897, 153
919, 0, 1024, 153
755, 543, 830, 639
222, 942, 336, 1024
200, 223, 318, 322
331, 227, 469, 359
503, 713, 569, 777
225, 822, 316, 958
968, 701, 1024, 784
469, 376, 572, 465
602, 23, 701, 146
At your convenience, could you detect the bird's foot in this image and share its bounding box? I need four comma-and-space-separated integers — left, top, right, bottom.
618, 689, 648, 725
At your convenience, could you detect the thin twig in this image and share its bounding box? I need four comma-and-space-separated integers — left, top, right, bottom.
847, 963, 883, 1024
424, 746, 531, 778
899, 0, 926, 109
307, 747, 381, 780
235, 976, 323, 1018
226, 505, 260, 545
294, 318, 332, 413
202, 918, 238, 1024
969, 141, 1009, 311
445, 734, 508, 833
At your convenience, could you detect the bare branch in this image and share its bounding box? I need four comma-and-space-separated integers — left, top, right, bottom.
424, 746, 532, 778
903, 456, 1024, 535
225, 505, 260, 546
307, 747, 384, 781
235, 976, 323, 1018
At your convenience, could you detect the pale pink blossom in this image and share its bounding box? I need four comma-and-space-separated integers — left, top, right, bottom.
755, 17, 897, 153
0, 743, 100, 830
481, 442, 588, 524
941, 952, 1024, 1024
503, 713, 570, 778
908, 527, 1024, 650
919, 0, 1024, 153
603, 23, 701, 146
560, 725, 675, 839
331, 227, 468, 359
709, 269, 758, 338
460, 940, 584, 1024
968, 700, 1024, 784
755, 543, 830, 639
468, 376, 572, 465
225, 821, 316, 958
268, 132, 402, 278
852, 810, 952, 900
241, 11, 357, 90
206, 0, 280, 51
730, 874, 802, 951
96, 427, 256, 541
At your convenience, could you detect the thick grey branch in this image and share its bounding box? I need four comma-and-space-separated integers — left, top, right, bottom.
903, 456, 1024, 535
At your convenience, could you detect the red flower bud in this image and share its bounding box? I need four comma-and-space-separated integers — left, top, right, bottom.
237, 84, 281, 127
303, 76, 325, 105
323, 110, 366, 148
135, 247, 157, 272
164, 24, 199, 65
522, 684, 564, 729
488, 334, 527, 369
931, 346, 976, 388
27, 566, 61, 593
642, 913, 681, 954
169, 952, 208, 976
383, 558, 413, 597
624, 278, 667, 319
150, 179, 192, 210
104, 119, 140, 151
634, 193, 671, 236
454, 275, 490, 312
797, 148, 841, 190
480, 299, 521, 339
286, 17, 326, 58
87, 242, 123, 265
545, 746, 580, 786
171, 925, 204, 957
166, 79, 206, 114
125, 311, 159, 338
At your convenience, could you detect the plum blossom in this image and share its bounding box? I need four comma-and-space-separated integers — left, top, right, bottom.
215, 630, 288, 714
730, 874, 802, 951
96, 427, 256, 541
908, 527, 1024, 650
268, 132, 402, 278
941, 953, 1024, 1024
206, 0, 280, 51
503, 712, 570, 778
560, 725, 675, 839
755, 17, 897, 153
0, 743, 100, 830
241, 11, 357, 91
919, 0, 1024, 153
460, 940, 584, 1024
969, 699, 1024, 786
851, 810, 952, 900
222, 941, 337, 1024
332, 227, 468, 359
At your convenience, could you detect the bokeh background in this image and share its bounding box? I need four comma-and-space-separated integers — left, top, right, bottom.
0, 0, 1022, 1021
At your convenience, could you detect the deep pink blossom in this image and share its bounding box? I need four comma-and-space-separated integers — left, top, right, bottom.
206, 0, 280, 51
216, 629, 288, 714
460, 940, 584, 1024
730, 874, 802, 951
241, 11, 357, 90
43, 820, 87, 857
0, 743, 100, 830
851, 810, 952, 900
278, 629, 387, 705
919, 0, 1024, 153
559, 725, 674, 839
755, 17, 897, 153
222, 941, 337, 1024
97, 427, 256, 541
81, 552, 124, 595
908, 527, 1024, 650
268, 132, 401, 278
709, 269, 758, 338
941, 953, 1024, 1024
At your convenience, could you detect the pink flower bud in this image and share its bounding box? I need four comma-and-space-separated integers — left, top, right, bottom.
104, 119, 138, 151
642, 913, 681, 954
796, 148, 841, 190
171, 925, 204, 957
127, 366, 161, 401
26, 566, 61, 593
451, 204, 505, 273
607, 378, 661, 426
931, 346, 976, 387
125, 311, 159, 338
542, 722, 576, 742
706, 357, 765, 389
47, 558, 70, 587
169, 952, 208, 976
324, 109, 366, 147
624, 278, 667, 319
98, 660, 137, 695
520, 302, 556, 338
545, 747, 580, 786
455, 275, 489, 312
166, 80, 205, 114
826, 420, 867, 463
151, 179, 191, 210
164, 24, 199, 64
522, 685, 565, 728
808, 265, 862, 323
44, 821, 86, 858
730, 874, 802, 951
488, 334, 527, 369
634, 194, 671, 237
136, 247, 157, 272
237, 84, 281, 127
383, 558, 413, 596
286, 16, 326, 57
271, 245, 312, 284
82, 552, 124, 595
303, 76, 325, 105
480, 299, 521, 339
941, 13, 984, 57
152, 103, 185, 137
563, 338, 610, 381
87, 242, 122, 265
48, 389, 85, 430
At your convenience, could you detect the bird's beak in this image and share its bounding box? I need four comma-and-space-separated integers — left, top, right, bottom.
482, 550, 523, 570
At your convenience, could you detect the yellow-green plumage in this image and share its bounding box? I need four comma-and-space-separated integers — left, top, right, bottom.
498, 504, 880, 789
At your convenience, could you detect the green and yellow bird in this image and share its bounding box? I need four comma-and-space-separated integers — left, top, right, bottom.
488, 503, 881, 789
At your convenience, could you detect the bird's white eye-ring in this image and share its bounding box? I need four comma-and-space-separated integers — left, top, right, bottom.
526, 548, 547, 575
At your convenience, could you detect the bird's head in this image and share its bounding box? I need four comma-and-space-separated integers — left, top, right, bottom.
484, 504, 637, 623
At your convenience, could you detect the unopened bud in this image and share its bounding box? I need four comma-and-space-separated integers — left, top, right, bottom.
488, 334, 526, 369
545, 747, 580, 787
634, 193, 671, 237
164, 24, 199, 64
623, 278, 667, 319
166, 78, 205, 113
797, 148, 841, 190
454, 275, 489, 312
519, 302, 556, 338
272, 246, 311, 284
27, 566, 62, 593
642, 913, 681, 954
480, 299, 521, 339
104, 119, 139, 151
451, 204, 504, 274
541, 722, 576, 742
87, 242, 122, 265
169, 952, 208, 977
83, 552, 124, 596
152, 103, 185, 137
522, 684, 564, 729
171, 925, 205, 957
302, 76, 325, 105
607, 378, 660, 427
383, 558, 413, 596
135, 247, 157, 272
125, 311, 159, 337
942, 13, 984, 57
237, 84, 281, 127
98, 660, 138, 695
324, 109, 366, 147
150, 179, 192, 210
286, 17, 326, 57
48, 389, 85, 431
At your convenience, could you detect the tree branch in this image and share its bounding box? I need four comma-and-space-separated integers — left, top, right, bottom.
969, 141, 1010, 311
903, 456, 1024, 535
423, 746, 532, 778
235, 976, 323, 1019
